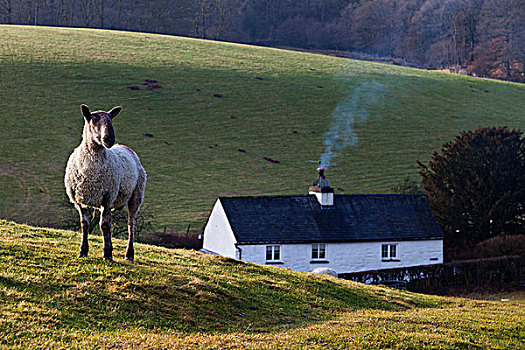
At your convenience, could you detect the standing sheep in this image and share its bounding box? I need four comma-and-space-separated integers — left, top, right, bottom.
65, 104, 146, 261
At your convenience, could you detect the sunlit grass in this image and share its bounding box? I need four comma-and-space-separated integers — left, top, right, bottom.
0, 220, 523, 349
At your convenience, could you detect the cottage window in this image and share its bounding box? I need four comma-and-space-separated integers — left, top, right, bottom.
266, 245, 281, 262
311, 243, 326, 260
381, 244, 398, 260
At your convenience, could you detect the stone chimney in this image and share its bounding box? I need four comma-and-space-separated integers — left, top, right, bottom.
308, 167, 334, 207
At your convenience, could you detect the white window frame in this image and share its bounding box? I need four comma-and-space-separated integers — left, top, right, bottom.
311, 243, 327, 261
266, 245, 281, 263
381, 244, 398, 260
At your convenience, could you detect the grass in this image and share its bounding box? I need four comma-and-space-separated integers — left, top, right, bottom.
0, 219, 523, 349
1, 25, 525, 234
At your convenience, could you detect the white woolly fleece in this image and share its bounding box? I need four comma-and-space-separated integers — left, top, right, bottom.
65, 143, 146, 210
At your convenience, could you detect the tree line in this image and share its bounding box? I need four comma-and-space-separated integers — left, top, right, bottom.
1, 0, 523, 81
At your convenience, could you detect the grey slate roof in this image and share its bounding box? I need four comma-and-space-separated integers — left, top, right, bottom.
218, 194, 443, 244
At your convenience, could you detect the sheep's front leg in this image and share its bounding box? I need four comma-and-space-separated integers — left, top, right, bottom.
100, 207, 113, 261
77, 205, 90, 258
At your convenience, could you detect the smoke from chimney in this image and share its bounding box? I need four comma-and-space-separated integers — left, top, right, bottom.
319, 79, 386, 169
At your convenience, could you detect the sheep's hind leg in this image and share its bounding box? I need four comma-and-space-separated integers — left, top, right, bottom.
100, 207, 113, 261
125, 193, 141, 262
77, 205, 90, 258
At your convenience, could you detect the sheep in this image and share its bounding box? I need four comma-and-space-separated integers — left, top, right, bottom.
65, 104, 146, 261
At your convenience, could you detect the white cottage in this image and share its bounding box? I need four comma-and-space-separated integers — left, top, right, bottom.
202, 172, 443, 274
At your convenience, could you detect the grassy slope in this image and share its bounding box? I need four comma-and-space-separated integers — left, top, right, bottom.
1, 25, 525, 233
0, 220, 523, 349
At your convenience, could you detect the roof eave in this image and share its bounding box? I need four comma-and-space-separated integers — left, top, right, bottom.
235, 236, 444, 245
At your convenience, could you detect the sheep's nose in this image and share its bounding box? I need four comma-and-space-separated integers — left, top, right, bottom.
103, 138, 115, 148
102, 132, 115, 148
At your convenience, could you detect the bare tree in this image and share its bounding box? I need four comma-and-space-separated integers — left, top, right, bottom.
474, 0, 525, 80
77, 0, 95, 26
95, 0, 105, 28
193, 0, 238, 39
0, 0, 14, 23
349, 0, 397, 56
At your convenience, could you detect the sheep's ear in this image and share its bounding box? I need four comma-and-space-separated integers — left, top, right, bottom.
81, 104, 91, 120
108, 106, 122, 119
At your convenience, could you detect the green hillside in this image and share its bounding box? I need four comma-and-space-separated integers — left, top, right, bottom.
0, 219, 523, 349
1, 25, 524, 233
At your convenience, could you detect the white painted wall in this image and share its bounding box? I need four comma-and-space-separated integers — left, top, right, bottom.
237, 240, 443, 274
202, 199, 238, 258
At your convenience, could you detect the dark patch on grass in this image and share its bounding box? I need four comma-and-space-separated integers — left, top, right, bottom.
237, 148, 247, 153
143, 79, 158, 84
146, 84, 162, 91
143, 133, 154, 138
254, 76, 264, 80
0, 275, 27, 290
126, 86, 140, 90
230, 115, 237, 119
316, 85, 323, 88
263, 157, 280, 164
213, 93, 223, 98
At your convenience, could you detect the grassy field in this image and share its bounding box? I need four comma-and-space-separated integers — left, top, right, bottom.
0, 219, 523, 349
1, 25, 525, 233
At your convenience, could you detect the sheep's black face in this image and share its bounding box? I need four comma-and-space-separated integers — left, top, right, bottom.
81, 104, 122, 150
89, 112, 115, 149
99, 113, 116, 148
